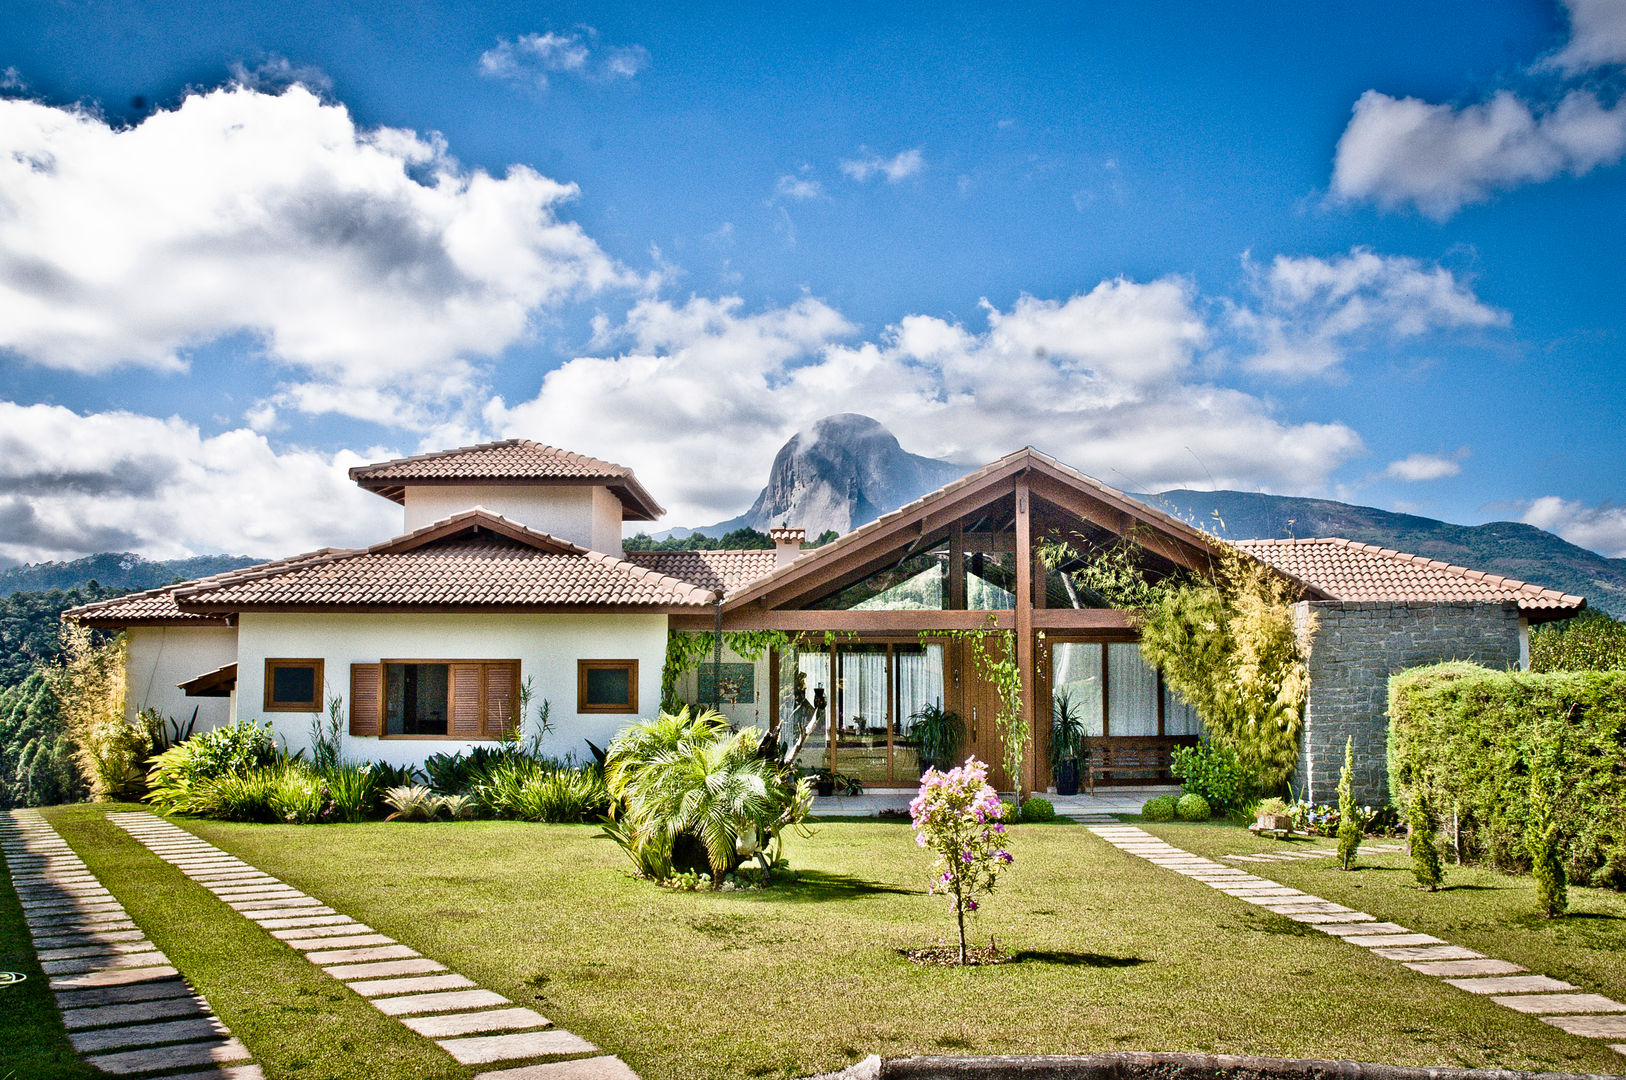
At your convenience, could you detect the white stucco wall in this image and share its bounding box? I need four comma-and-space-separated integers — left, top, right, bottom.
125, 625, 239, 732
234, 611, 666, 766
401, 485, 623, 554
674, 643, 773, 731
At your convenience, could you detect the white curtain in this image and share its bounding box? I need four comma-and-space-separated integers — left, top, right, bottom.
1163, 684, 1203, 736
1050, 643, 1105, 737
1107, 643, 1158, 736
837, 649, 888, 734
895, 645, 945, 731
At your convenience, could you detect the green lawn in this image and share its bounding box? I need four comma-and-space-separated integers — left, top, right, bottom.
4, 808, 1624, 1080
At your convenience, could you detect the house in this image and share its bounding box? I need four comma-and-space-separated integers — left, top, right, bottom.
66, 440, 1586, 802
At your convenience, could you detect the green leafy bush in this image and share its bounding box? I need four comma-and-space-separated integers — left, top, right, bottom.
1408, 788, 1443, 890
476, 758, 608, 823
1389, 662, 1626, 889
187, 765, 311, 822
145, 721, 279, 815
1530, 611, 1626, 673
1169, 741, 1251, 812
1019, 796, 1055, 823
383, 785, 443, 822
0, 671, 82, 809
323, 763, 380, 823
1527, 770, 1568, 917
423, 746, 510, 794
1336, 738, 1362, 870
1142, 794, 1178, 822
1175, 793, 1211, 822
269, 768, 328, 824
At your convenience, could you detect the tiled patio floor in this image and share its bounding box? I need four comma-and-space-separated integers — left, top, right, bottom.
812, 784, 1175, 817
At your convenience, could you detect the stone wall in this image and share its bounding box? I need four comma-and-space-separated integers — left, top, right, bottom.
1293, 601, 1523, 804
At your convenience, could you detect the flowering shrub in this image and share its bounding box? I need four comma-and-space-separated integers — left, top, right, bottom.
910, 757, 1013, 965
1284, 799, 1393, 836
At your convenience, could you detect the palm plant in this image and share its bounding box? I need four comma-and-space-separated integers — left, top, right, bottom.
1050, 689, 1087, 795
909, 700, 965, 774
604, 707, 811, 882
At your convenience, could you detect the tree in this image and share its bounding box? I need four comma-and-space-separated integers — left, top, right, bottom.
50, 625, 148, 801
1336, 737, 1362, 870
0, 671, 83, 808
1527, 770, 1568, 918
910, 758, 1013, 964
1408, 788, 1444, 890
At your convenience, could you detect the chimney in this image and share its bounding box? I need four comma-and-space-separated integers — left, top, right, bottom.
769, 526, 805, 569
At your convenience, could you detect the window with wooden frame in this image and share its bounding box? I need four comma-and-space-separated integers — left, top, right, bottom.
264, 658, 323, 712
347, 659, 518, 739
578, 659, 638, 714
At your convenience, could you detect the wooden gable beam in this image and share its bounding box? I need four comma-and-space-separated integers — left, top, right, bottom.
1023, 471, 1219, 576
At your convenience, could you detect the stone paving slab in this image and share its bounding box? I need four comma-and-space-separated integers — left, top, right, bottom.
283, 933, 396, 950
269, 922, 372, 940
60, 993, 209, 1029
253, 913, 354, 929
1343, 933, 1444, 948
323, 957, 446, 979
305, 943, 421, 964
349, 973, 478, 997
1542, 1015, 1626, 1038
399, 1007, 553, 1038
1404, 958, 1526, 977
35, 928, 149, 948
50, 964, 181, 990
43, 949, 166, 975
439, 1030, 599, 1065
1446, 975, 1575, 995
226, 896, 326, 910
1495, 993, 1626, 1014
475, 1057, 641, 1080
373, 989, 512, 1015
162, 1066, 266, 1080
1370, 945, 1483, 962
1263, 903, 1356, 915
69, 1015, 229, 1053
40, 940, 166, 961
85, 1036, 252, 1075
53, 978, 197, 1007
1315, 922, 1411, 937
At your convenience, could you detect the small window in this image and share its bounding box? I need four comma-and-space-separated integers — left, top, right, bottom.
579, 659, 638, 714
264, 658, 323, 712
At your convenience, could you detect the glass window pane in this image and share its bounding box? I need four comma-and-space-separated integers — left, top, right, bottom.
791, 650, 831, 773
1163, 683, 1203, 737
384, 663, 448, 735
893, 644, 944, 780
585, 666, 631, 707
271, 664, 315, 706
1106, 643, 1158, 736
835, 646, 890, 787
1050, 643, 1104, 737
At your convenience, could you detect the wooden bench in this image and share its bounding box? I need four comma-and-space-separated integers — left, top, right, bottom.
1084, 743, 1176, 793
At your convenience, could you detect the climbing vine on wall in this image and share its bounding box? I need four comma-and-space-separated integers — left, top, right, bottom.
661, 628, 857, 712
928, 619, 1026, 801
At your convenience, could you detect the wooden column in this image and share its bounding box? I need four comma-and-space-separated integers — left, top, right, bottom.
948, 522, 966, 610
1014, 478, 1036, 795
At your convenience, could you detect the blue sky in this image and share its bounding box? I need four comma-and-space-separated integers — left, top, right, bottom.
1, 0, 1623, 562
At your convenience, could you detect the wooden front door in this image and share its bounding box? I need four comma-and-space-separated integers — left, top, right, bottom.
956, 639, 1012, 792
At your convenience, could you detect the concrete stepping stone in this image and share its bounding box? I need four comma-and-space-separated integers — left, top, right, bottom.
69, 1015, 228, 1052
1542, 1015, 1626, 1038
284, 933, 396, 951
1264, 903, 1355, 915
159, 1065, 266, 1080
226, 896, 325, 910
373, 989, 512, 1016
1446, 975, 1575, 994
475, 1057, 640, 1080
35, 928, 149, 948
1315, 922, 1410, 937
85, 1035, 251, 1075
39, 940, 163, 961
43, 949, 166, 975
399, 1006, 552, 1038
245, 905, 337, 920
438, 1029, 598, 1065
269, 922, 370, 940
50, 964, 180, 990
61, 993, 208, 1029
1371, 945, 1483, 962
1344, 933, 1444, 948
252, 913, 353, 929
305, 944, 420, 964
323, 957, 446, 980
53, 978, 196, 1007
1495, 994, 1626, 1015
1404, 958, 1525, 977
349, 973, 477, 997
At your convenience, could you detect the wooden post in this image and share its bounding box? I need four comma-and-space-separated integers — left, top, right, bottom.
1014, 478, 1035, 796
949, 522, 966, 610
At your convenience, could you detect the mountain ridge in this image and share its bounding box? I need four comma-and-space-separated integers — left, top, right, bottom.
0, 552, 262, 597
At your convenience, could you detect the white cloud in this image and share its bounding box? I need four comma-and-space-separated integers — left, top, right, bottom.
1542, 0, 1626, 73
1233, 248, 1508, 377
774, 173, 824, 201
1, 67, 24, 92
840, 147, 924, 183
489, 282, 1363, 528
1332, 88, 1626, 218
478, 30, 648, 91
0, 86, 637, 427
227, 55, 333, 93
1520, 495, 1626, 557
1385, 451, 1465, 482
0, 402, 399, 564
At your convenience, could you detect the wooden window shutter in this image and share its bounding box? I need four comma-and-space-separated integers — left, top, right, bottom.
483, 662, 519, 737
349, 663, 382, 736
449, 663, 484, 737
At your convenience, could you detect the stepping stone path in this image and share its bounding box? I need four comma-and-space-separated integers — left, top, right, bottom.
0, 809, 262, 1078
1090, 825, 1626, 1063
107, 811, 638, 1080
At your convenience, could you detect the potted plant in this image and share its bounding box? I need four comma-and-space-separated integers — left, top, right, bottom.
1050, 689, 1086, 796
909, 700, 965, 775
1253, 796, 1293, 837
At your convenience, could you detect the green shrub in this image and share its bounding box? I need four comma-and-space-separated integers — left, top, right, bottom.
1169, 741, 1250, 812
269, 768, 328, 824
323, 763, 380, 823
1527, 771, 1568, 917
1389, 662, 1626, 889
1336, 738, 1362, 870
1142, 794, 1178, 822
423, 746, 509, 795
145, 721, 280, 816
1176, 793, 1211, 822
1408, 788, 1444, 890
188, 765, 309, 822
383, 784, 442, 822
1019, 796, 1055, 823
477, 759, 607, 823
0, 671, 83, 809
1530, 611, 1626, 673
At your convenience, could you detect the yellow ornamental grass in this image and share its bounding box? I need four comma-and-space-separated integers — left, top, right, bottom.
51, 626, 151, 801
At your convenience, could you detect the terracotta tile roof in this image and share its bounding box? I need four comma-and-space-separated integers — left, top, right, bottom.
1236, 537, 1586, 620
624, 550, 780, 597
62, 549, 346, 627
349, 439, 663, 520
174, 509, 715, 612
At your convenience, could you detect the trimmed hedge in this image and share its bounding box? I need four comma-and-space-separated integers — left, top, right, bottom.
1388, 662, 1626, 889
